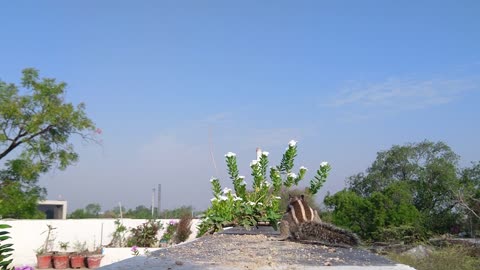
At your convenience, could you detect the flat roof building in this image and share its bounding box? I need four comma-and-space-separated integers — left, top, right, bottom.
38, 200, 67, 219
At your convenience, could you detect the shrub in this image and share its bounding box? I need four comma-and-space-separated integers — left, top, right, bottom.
0, 224, 14, 270
160, 221, 177, 244
387, 244, 480, 270
108, 219, 127, 247
374, 225, 429, 244
127, 219, 163, 247
174, 215, 192, 244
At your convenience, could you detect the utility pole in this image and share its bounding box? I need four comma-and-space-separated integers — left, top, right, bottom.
157, 184, 161, 218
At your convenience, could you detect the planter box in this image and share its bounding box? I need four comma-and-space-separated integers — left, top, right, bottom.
69, 254, 86, 269
86, 255, 103, 269
36, 254, 52, 269
52, 253, 69, 269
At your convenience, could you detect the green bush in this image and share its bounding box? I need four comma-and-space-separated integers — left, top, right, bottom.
374, 225, 429, 244
324, 182, 425, 242
160, 221, 177, 244
127, 220, 163, 247
109, 219, 128, 247
0, 224, 14, 270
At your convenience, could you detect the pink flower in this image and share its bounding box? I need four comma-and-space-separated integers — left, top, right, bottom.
131, 245, 139, 256
15, 266, 34, 270
95, 128, 102, 134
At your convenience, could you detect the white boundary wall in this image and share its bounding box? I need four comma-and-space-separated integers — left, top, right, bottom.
2, 219, 200, 267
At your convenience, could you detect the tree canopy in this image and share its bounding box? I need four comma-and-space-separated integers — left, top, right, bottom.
0, 68, 97, 218
325, 140, 479, 242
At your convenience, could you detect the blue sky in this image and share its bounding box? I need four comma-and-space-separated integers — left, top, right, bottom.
1, 1, 479, 212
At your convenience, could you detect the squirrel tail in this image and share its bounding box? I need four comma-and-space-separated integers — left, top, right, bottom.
298, 221, 361, 247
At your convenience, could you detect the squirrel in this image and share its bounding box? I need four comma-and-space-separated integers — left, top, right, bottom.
277, 194, 361, 248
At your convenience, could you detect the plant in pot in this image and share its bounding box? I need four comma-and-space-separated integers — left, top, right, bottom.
36, 225, 56, 269
85, 247, 104, 269
69, 241, 87, 269
52, 241, 69, 269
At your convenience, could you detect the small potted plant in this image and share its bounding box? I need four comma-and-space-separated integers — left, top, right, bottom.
52, 241, 69, 269
85, 247, 104, 269
35, 247, 52, 269
36, 225, 56, 269
69, 241, 87, 269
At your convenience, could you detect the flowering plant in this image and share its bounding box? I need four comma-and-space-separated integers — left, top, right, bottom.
160, 221, 177, 244
198, 140, 331, 235
15, 266, 34, 270
130, 246, 139, 256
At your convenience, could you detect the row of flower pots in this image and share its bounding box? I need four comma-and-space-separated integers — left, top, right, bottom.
37, 252, 103, 269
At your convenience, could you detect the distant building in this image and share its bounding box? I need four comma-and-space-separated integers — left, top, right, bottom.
38, 200, 68, 219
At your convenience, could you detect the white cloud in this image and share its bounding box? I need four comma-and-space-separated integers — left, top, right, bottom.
326, 77, 478, 110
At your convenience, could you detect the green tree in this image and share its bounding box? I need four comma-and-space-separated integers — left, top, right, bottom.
325, 184, 424, 241
160, 206, 192, 219
125, 205, 153, 219
68, 203, 101, 219
324, 190, 376, 239
85, 203, 101, 217
456, 162, 480, 235
346, 141, 461, 233
69, 208, 87, 219
0, 68, 97, 218
326, 140, 477, 241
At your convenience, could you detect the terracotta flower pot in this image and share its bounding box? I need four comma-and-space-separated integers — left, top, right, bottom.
36, 253, 52, 269
70, 253, 86, 269
86, 254, 103, 269
52, 253, 69, 269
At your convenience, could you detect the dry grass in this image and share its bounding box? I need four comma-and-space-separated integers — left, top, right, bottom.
387, 244, 479, 270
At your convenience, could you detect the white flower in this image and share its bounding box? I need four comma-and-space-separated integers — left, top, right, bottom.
210, 197, 218, 202
320, 161, 329, 167
288, 140, 297, 147
233, 197, 242, 201
210, 177, 217, 183
287, 172, 297, 178
262, 151, 269, 156
300, 166, 308, 171
219, 195, 228, 201
257, 202, 263, 205
223, 187, 232, 194
238, 176, 247, 185
274, 196, 281, 200
248, 201, 256, 206
263, 181, 271, 187
225, 152, 236, 157
250, 160, 258, 167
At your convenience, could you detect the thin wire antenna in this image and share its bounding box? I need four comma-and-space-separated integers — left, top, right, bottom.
209, 126, 219, 177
